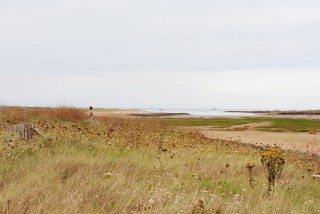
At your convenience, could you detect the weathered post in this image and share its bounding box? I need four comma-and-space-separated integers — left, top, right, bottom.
24, 124, 32, 140
8, 124, 43, 140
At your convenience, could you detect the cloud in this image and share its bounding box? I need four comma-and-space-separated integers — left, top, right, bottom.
1, 69, 319, 109
0, 0, 319, 75
0, 1, 319, 109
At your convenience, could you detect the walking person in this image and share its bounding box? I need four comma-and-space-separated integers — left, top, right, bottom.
88, 106, 94, 120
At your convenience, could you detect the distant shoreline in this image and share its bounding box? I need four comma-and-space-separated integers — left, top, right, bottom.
226, 110, 320, 116
129, 112, 190, 117
95, 108, 320, 119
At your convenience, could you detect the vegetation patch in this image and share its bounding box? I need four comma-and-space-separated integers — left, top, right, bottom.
0, 107, 319, 213
165, 117, 320, 132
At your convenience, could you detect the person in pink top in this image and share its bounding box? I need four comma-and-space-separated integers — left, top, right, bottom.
88, 106, 94, 120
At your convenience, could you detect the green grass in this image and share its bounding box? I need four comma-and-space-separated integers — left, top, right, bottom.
164, 117, 320, 132
164, 117, 255, 127
258, 118, 320, 132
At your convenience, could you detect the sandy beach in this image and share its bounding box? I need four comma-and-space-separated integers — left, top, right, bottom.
188, 120, 320, 156
195, 126, 320, 156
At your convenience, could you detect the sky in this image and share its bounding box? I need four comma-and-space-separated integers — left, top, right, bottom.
0, 0, 319, 109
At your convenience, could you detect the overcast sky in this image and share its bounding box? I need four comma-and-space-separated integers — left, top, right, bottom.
0, 0, 319, 109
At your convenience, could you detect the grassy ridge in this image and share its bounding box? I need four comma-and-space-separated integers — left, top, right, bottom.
0, 106, 86, 124
165, 117, 320, 132
0, 107, 320, 213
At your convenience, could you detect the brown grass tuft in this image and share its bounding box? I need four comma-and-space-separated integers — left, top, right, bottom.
0, 106, 85, 124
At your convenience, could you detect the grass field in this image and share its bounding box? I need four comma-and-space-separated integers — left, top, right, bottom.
0, 107, 320, 213
165, 117, 320, 132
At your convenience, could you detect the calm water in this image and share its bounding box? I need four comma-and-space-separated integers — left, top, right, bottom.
141, 108, 257, 117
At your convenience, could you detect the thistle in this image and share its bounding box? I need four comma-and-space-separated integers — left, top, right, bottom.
261, 148, 285, 196
246, 162, 255, 189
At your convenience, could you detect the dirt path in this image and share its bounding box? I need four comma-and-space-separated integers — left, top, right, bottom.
195, 127, 320, 155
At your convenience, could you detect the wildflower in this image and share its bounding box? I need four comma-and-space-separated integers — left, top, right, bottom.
261, 148, 285, 196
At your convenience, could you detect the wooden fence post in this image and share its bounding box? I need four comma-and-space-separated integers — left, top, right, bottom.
8, 124, 42, 140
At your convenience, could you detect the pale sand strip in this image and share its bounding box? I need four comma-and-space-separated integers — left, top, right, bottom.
196, 127, 320, 155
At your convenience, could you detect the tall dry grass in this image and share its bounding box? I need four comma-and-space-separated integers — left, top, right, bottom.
0, 106, 85, 124
0, 107, 319, 213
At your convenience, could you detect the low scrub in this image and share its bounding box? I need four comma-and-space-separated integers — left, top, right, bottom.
0, 107, 319, 213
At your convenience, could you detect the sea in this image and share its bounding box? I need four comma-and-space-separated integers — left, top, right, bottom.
140, 108, 257, 117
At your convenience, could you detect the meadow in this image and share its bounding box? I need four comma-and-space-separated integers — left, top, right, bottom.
165, 117, 320, 133
0, 107, 319, 213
